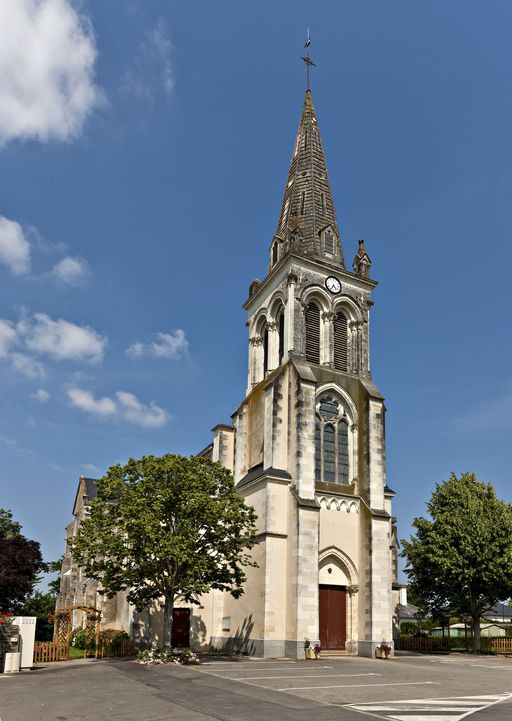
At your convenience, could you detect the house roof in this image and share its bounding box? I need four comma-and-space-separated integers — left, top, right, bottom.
482, 602, 512, 619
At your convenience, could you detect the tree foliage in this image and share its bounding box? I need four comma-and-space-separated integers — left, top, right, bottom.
401, 473, 512, 651
0, 508, 47, 612
69, 454, 258, 650
18, 591, 56, 641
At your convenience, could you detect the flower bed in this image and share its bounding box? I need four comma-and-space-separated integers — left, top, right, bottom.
137, 646, 200, 665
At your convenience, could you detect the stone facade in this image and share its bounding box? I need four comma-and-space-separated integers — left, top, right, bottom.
59, 88, 397, 659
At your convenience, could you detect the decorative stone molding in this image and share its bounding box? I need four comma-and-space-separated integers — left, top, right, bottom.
317, 496, 359, 513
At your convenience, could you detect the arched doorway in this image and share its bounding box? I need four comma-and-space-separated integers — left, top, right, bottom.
318, 554, 352, 651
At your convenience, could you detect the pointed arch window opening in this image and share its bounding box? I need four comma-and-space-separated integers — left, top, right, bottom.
315, 396, 351, 485
305, 302, 320, 364
333, 311, 348, 371
278, 310, 285, 365
263, 327, 269, 376
272, 244, 278, 266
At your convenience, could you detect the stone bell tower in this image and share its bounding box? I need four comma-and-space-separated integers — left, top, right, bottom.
204, 88, 396, 658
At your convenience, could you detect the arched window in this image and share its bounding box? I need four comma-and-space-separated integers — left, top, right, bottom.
333, 311, 348, 371
278, 310, 285, 365
263, 326, 269, 376
305, 302, 320, 364
338, 419, 349, 485
314, 395, 351, 485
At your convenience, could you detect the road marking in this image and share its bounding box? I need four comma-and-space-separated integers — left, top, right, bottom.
201, 660, 296, 666
346, 692, 512, 721
230, 672, 379, 681
279, 681, 439, 691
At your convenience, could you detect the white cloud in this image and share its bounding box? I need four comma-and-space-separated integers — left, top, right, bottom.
0, 435, 32, 455
51, 256, 90, 286
126, 341, 145, 359
33, 388, 50, 402
25, 313, 106, 363
11, 352, 45, 379
0, 216, 31, 274
0, 0, 103, 146
121, 17, 174, 102
68, 387, 170, 428
0, 311, 106, 377
115, 391, 170, 428
127, 329, 189, 360
0, 319, 16, 357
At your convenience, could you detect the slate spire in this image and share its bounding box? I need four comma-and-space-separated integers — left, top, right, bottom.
270, 90, 344, 269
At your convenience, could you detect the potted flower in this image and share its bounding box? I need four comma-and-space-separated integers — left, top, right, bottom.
376, 642, 392, 659
303, 638, 314, 660
313, 643, 321, 660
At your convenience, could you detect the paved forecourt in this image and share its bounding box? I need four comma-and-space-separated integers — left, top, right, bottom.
196, 653, 512, 719
1, 653, 512, 721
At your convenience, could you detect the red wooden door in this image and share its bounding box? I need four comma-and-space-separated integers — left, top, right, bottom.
171, 608, 191, 647
319, 585, 347, 650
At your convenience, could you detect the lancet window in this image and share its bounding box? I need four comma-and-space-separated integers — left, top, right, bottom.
314, 395, 351, 485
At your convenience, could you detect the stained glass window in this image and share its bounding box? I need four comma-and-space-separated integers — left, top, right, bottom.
323, 424, 336, 483
338, 419, 349, 485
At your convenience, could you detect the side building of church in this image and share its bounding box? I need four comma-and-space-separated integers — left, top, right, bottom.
58, 89, 399, 658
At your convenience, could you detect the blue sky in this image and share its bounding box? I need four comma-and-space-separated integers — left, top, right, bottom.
1, 1, 511, 582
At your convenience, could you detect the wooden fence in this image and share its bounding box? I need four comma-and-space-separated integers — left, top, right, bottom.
34, 642, 69, 663
96, 638, 136, 658
397, 636, 451, 653
481, 637, 512, 654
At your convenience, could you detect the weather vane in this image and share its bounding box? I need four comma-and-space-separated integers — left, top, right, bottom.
300, 28, 316, 90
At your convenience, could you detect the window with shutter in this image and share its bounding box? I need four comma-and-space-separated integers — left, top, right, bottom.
333, 311, 348, 371
305, 302, 320, 364
278, 311, 285, 365
263, 327, 269, 376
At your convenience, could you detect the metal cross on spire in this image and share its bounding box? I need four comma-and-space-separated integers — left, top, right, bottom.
300, 28, 316, 90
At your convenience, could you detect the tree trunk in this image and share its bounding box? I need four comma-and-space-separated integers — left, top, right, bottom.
162, 591, 174, 652
472, 615, 481, 653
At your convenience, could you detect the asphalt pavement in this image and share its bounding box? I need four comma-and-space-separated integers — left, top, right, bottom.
1, 653, 512, 721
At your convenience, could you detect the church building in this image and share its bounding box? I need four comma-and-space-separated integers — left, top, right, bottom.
59, 86, 397, 659
196, 88, 397, 658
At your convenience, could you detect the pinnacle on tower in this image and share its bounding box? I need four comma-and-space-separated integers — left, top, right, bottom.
270, 90, 344, 270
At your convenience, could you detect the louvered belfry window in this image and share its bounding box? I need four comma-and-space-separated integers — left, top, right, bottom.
263, 326, 269, 376
315, 395, 351, 485
324, 230, 334, 254
305, 302, 320, 364
278, 311, 285, 365
333, 311, 348, 371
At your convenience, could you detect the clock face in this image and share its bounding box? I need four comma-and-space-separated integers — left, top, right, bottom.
326, 276, 341, 294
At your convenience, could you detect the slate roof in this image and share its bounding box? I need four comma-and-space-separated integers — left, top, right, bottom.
274, 90, 344, 267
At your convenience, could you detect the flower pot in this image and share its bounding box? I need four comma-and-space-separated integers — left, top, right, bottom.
305, 648, 315, 660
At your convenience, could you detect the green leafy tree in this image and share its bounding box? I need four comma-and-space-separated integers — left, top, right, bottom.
19, 591, 56, 641
69, 454, 258, 650
0, 508, 47, 612
402, 473, 512, 652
